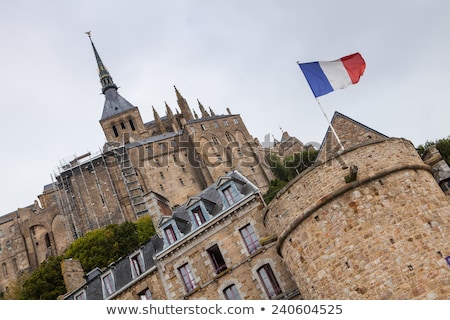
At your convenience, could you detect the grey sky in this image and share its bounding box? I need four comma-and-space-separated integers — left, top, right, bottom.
0, 0, 449, 215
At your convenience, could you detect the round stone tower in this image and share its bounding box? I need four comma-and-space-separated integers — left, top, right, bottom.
264, 138, 450, 299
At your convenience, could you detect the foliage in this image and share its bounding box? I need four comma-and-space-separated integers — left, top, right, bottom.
264, 149, 318, 203
16, 217, 156, 300
263, 179, 288, 204
19, 256, 66, 300
417, 136, 450, 166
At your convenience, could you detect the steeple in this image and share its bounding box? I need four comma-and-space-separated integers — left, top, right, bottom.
153, 106, 166, 134
197, 99, 210, 118
86, 31, 117, 94
86, 32, 135, 121
174, 85, 194, 122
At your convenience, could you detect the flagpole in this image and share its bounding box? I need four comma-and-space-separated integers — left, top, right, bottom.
315, 98, 345, 151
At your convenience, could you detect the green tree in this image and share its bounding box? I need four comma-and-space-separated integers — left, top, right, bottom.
17, 217, 156, 299
264, 149, 318, 204
19, 256, 65, 300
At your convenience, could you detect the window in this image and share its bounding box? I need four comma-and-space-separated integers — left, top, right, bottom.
102, 273, 115, 297
225, 132, 233, 142
112, 125, 119, 137
159, 172, 165, 179
213, 121, 219, 129
257, 264, 282, 298
164, 225, 177, 245
0, 229, 3, 237
179, 178, 184, 186
129, 119, 136, 131
138, 288, 153, 300
201, 124, 207, 131
178, 263, 196, 292
223, 284, 241, 300
223, 186, 236, 206
233, 118, 239, 124
190, 126, 196, 133
9, 225, 14, 234
120, 122, 126, 129
192, 206, 206, 226
75, 291, 86, 300
240, 224, 261, 254
6, 240, 11, 250
2, 263, 7, 277
207, 244, 227, 274
223, 120, 229, 126
0, 245, 2, 253
212, 135, 220, 145
130, 252, 145, 278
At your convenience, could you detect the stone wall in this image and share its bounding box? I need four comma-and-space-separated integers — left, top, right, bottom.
265, 138, 450, 299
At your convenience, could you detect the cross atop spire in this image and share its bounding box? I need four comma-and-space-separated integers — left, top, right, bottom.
86, 31, 118, 94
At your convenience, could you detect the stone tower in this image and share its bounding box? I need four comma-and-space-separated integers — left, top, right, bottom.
264, 112, 450, 299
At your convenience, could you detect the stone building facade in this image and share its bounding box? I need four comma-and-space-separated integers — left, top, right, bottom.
0, 36, 275, 297
61, 171, 300, 300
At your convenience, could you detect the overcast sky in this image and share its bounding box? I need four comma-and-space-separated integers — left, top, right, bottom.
0, 0, 449, 215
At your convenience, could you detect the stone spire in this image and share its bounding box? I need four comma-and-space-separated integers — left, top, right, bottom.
209, 107, 216, 116
153, 106, 166, 134
197, 99, 210, 118
86, 32, 135, 120
86, 31, 117, 94
174, 86, 194, 121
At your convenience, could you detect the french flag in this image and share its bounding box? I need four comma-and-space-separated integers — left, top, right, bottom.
298, 53, 366, 97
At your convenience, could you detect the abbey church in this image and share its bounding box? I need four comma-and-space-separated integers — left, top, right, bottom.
1, 36, 450, 300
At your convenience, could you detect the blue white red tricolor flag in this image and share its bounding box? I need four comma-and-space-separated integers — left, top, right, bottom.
297, 52, 366, 97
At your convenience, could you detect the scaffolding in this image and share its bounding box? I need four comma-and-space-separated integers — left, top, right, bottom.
111, 146, 149, 218
52, 149, 128, 239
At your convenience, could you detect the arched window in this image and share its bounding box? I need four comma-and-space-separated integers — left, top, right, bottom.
257, 264, 282, 298
223, 284, 241, 300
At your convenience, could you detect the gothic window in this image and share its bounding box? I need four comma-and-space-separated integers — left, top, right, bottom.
120, 122, 126, 129
240, 224, 261, 254
257, 264, 282, 298
75, 291, 86, 300
222, 186, 236, 206
178, 263, 196, 293
225, 132, 234, 142
233, 118, 239, 124
164, 225, 177, 245
212, 135, 220, 145
112, 125, 119, 137
129, 119, 136, 131
201, 124, 207, 131
102, 272, 115, 298
192, 206, 206, 227
138, 288, 153, 300
223, 284, 241, 300
130, 252, 145, 279
207, 244, 227, 274
45, 233, 51, 248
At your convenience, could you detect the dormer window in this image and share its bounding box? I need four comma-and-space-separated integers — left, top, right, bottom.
164, 225, 177, 245
130, 252, 145, 278
192, 206, 206, 226
222, 186, 236, 206
102, 272, 115, 298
